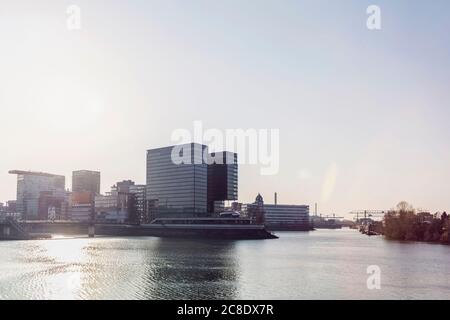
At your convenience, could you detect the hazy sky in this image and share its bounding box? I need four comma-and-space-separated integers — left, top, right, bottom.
1, 0, 449, 217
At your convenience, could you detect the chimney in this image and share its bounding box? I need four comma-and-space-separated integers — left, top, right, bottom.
274, 192, 278, 205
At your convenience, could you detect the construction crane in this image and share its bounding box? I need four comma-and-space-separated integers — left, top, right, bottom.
313, 204, 344, 220
349, 210, 386, 223
320, 214, 345, 220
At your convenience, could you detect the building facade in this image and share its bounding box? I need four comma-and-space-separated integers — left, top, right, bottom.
263, 204, 310, 230
207, 151, 238, 213
146, 143, 208, 217
246, 194, 311, 230
9, 170, 66, 220
69, 191, 95, 222
95, 181, 138, 224
72, 170, 100, 195
69, 204, 93, 222
146, 143, 239, 218
246, 194, 266, 224
38, 190, 69, 220
129, 184, 147, 223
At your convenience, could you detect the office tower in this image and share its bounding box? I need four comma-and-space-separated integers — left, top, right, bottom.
9, 170, 66, 219
146, 143, 208, 217
72, 170, 101, 195
207, 151, 238, 213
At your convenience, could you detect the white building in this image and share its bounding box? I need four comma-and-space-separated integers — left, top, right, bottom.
8, 170, 65, 219
263, 204, 310, 230
69, 204, 93, 222
246, 194, 311, 231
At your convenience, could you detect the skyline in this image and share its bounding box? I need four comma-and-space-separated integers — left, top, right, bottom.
1, 0, 450, 216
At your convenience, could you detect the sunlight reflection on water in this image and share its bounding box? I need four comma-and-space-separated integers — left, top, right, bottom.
1, 229, 450, 300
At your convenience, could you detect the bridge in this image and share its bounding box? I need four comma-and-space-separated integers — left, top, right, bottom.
0, 218, 95, 240
0, 216, 34, 240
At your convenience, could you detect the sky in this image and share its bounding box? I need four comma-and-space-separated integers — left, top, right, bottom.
1, 0, 449, 217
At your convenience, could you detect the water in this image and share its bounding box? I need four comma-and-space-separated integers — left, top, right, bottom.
1, 229, 450, 300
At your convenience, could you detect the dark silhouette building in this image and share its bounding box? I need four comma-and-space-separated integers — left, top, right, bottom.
207, 151, 238, 213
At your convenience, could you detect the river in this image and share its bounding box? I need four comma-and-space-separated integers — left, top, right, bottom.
1, 228, 449, 300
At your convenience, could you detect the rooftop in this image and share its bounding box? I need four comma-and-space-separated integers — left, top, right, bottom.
8, 170, 64, 178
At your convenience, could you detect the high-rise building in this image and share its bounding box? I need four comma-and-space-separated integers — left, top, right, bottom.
9, 170, 66, 220
146, 143, 239, 218
207, 151, 238, 213
146, 143, 208, 217
129, 184, 147, 223
72, 170, 101, 195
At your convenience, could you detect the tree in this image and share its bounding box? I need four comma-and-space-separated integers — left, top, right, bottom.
396, 201, 414, 213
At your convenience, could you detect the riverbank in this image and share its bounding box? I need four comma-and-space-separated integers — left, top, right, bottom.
382, 204, 449, 245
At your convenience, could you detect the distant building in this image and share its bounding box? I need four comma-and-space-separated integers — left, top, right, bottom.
6, 201, 17, 213
38, 190, 69, 220
0, 201, 20, 219
95, 181, 138, 224
246, 193, 311, 230
264, 204, 310, 230
71, 191, 95, 205
69, 204, 93, 222
70, 170, 99, 222
115, 180, 135, 193
146, 143, 238, 218
69, 191, 95, 222
72, 170, 100, 195
129, 184, 147, 223
9, 170, 66, 220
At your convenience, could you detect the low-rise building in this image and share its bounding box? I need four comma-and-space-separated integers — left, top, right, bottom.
38, 190, 69, 220
95, 181, 138, 224
246, 193, 311, 231
68, 191, 95, 222
69, 204, 93, 222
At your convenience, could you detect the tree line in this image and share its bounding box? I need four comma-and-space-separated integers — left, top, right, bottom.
383, 201, 449, 244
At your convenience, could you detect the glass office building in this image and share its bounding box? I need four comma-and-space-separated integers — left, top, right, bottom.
207, 151, 238, 213
9, 170, 66, 219
72, 170, 101, 195
146, 143, 208, 217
